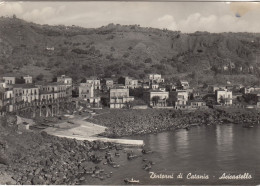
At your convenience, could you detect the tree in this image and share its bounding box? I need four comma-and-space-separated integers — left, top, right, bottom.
129, 87, 145, 99
152, 96, 160, 106
36, 73, 44, 81
144, 58, 152, 64
219, 96, 225, 105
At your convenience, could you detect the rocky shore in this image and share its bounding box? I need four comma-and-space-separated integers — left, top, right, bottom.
1, 107, 259, 184
0, 114, 142, 185
88, 107, 260, 138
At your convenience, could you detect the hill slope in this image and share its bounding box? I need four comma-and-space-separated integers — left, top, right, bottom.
1, 17, 260, 85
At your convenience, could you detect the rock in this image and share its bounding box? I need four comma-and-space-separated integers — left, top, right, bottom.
0, 153, 9, 165
32, 176, 45, 185
34, 168, 41, 175
79, 176, 85, 181
40, 131, 48, 138
11, 175, 19, 181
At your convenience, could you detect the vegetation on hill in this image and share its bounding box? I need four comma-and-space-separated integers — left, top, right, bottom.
1, 16, 260, 85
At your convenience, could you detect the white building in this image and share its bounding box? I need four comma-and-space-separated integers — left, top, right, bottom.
109, 88, 134, 108
23, 75, 33, 84
57, 75, 72, 85
148, 74, 164, 83
169, 90, 189, 109
216, 89, 232, 105
86, 77, 101, 90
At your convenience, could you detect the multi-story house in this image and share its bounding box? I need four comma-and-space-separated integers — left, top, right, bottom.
86, 76, 101, 90
142, 83, 150, 89
241, 86, 260, 94
101, 78, 114, 91
151, 83, 159, 90
148, 74, 164, 83
0, 78, 6, 89
188, 99, 207, 109
215, 89, 232, 105
177, 80, 189, 90
79, 83, 100, 104
13, 84, 40, 103
166, 83, 177, 92
4, 89, 14, 110
23, 75, 33, 84
13, 87, 23, 103
208, 84, 227, 94
36, 82, 68, 101
57, 75, 72, 85
3, 76, 16, 85
169, 90, 189, 109
109, 88, 134, 108
118, 76, 138, 89
143, 90, 169, 107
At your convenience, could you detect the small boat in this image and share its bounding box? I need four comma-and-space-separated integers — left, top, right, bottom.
124, 178, 140, 184
141, 149, 153, 154
113, 164, 120, 168
127, 154, 138, 160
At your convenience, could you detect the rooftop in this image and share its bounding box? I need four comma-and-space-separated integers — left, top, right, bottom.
86, 76, 99, 80
58, 75, 71, 79
35, 82, 66, 86
145, 90, 166, 93
11, 83, 37, 89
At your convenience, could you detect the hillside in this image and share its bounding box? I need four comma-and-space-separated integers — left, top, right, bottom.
1, 16, 260, 86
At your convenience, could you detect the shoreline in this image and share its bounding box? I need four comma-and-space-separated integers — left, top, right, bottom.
44, 114, 144, 147
86, 107, 260, 138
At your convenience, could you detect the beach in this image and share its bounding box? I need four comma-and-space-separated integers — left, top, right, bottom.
44, 114, 144, 146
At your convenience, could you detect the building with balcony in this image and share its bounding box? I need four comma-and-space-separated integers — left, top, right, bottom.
36, 82, 68, 101
57, 75, 72, 85
143, 90, 169, 107
101, 78, 114, 91
215, 89, 232, 105
118, 76, 139, 89
147, 74, 164, 83
79, 83, 100, 104
109, 88, 134, 108
169, 90, 189, 109
188, 99, 208, 109
86, 76, 101, 90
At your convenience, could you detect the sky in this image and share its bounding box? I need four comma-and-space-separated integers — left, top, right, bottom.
0, 1, 260, 33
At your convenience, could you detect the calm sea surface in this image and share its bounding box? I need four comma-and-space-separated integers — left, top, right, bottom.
86, 124, 260, 185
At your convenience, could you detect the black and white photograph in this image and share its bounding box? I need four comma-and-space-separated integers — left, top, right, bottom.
0, 0, 260, 185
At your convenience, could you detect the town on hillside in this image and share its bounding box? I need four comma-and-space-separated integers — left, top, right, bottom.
1, 72, 260, 116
